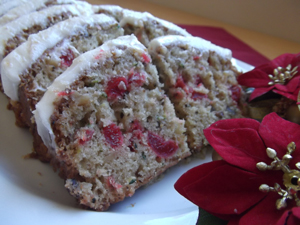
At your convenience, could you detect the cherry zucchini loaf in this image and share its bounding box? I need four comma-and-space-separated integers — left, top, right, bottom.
121, 10, 191, 47
0, 3, 95, 92
34, 35, 190, 211
149, 35, 244, 154
94, 5, 191, 47
0, 0, 85, 26
93, 5, 124, 22
0, 3, 94, 66
1, 13, 123, 130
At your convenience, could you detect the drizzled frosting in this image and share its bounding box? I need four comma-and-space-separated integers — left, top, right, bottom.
120, 10, 191, 37
0, 3, 94, 61
148, 35, 232, 60
0, 0, 28, 17
34, 35, 148, 151
0, 0, 86, 26
1, 14, 117, 101
93, 6, 191, 37
92, 4, 124, 21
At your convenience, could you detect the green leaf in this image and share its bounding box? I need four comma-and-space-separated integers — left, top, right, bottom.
196, 208, 228, 225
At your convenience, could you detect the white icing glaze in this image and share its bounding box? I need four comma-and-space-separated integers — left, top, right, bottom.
120, 10, 191, 37
0, 3, 94, 61
148, 35, 232, 60
0, 0, 84, 26
34, 35, 147, 151
0, 0, 29, 16
1, 14, 117, 101
92, 4, 124, 20
0, 0, 10, 5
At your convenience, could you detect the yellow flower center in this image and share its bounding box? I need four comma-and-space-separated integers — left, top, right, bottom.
256, 142, 300, 210
268, 64, 298, 85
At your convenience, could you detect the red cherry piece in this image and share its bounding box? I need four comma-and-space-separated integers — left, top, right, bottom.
141, 52, 151, 63
128, 72, 146, 87
95, 49, 104, 60
107, 176, 122, 189
57, 89, 73, 97
175, 75, 188, 93
147, 132, 178, 158
129, 120, 144, 133
191, 91, 207, 100
195, 75, 203, 86
105, 77, 129, 102
193, 55, 200, 60
60, 49, 75, 68
173, 90, 184, 100
129, 120, 144, 152
78, 128, 94, 145
230, 85, 241, 102
103, 124, 123, 148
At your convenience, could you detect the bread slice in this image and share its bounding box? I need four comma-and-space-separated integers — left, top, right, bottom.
33, 35, 190, 211
149, 35, 244, 154
0, 0, 85, 26
93, 4, 124, 21
1, 13, 123, 134
94, 5, 191, 47
0, 3, 95, 93
0, 3, 94, 65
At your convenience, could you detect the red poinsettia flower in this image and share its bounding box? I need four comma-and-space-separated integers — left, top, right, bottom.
175, 113, 300, 225
237, 53, 300, 101
277, 207, 300, 225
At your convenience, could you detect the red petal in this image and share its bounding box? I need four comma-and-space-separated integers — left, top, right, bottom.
273, 76, 300, 101
239, 193, 284, 225
237, 69, 271, 87
204, 118, 268, 172
276, 208, 300, 225
205, 117, 261, 131
290, 53, 300, 67
273, 53, 298, 68
175, 160, 226, 201
276, 210, 291, 225
255, 61, 277, 74
286, 214, 300, 225
258, 113, 300, 166
227, 218, 240, 225
176, 161, 267, 216
273, 89, 299, 101
248, 86, 273, 101
276, 76, 300, 92
292, 207, 300, 219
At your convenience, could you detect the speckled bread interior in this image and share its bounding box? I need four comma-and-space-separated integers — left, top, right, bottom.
0, 2, 95, 92
149, 36, 244, 154
0, 1, 245, 212
37, 36, 190, 211
13, 16, 123, 128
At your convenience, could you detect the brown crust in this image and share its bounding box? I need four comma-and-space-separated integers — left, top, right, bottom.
31, 125, 52, 162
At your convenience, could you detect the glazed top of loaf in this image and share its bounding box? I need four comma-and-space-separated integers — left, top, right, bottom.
0, 0, 84, 26
0, 3, 94, 61
93, 4, 191, 37
34, 35, 149, 151
148, 35, 232, 60
120, 9, 192, 37
0, 0, 28, 17
93, 4, 124, 21
1, 13, 117, 101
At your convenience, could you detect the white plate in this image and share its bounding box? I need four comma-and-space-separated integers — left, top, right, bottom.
0, 59, 252, 225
